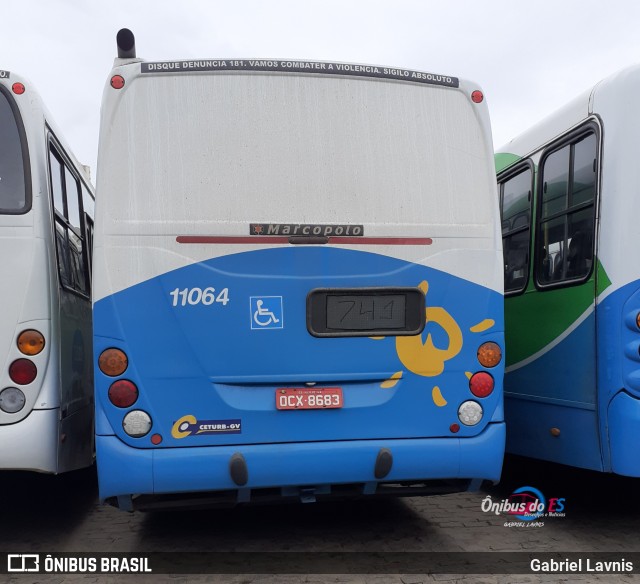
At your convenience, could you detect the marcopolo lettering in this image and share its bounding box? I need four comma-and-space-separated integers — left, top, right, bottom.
0, 70, 10, 79
250, 224, 364, 237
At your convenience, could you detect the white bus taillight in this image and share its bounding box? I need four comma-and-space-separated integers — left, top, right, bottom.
8, 359, 37, 385
122, 410, 152, 437
0, 388, 26, 413
458, 401, 483, 426
17, 330, 45, 356
108, 380, 139, 408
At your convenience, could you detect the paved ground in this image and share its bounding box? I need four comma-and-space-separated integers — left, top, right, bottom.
2, 455, 640, 583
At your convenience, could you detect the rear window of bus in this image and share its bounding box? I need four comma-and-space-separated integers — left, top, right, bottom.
0, 86, 29, 214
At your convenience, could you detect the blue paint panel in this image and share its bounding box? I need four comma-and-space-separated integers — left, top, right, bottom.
505, 279, 640, 476
505, 398, 602, 471
505, 313, 600, 469
506, 312, 597, 405
97, 423, 505, 500
607, 391, 640, 476
596, 284, 636, 406
597, 280, 640, 474
94, 247, 504, 499
96, 434, 154, 498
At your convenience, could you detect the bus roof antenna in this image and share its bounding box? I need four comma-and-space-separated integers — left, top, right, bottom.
117, 28, 136, 59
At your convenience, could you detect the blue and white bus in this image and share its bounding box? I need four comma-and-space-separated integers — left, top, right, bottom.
497, 63, 640, 476
93, 31, 504, 510
0, 71, 94, 473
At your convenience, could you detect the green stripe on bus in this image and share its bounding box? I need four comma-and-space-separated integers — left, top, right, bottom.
596, 259, 612, 297
504, 259, 611, 366
495, 152, 521, 174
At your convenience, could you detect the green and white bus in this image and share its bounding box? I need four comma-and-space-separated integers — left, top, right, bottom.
497, 63, 640, 476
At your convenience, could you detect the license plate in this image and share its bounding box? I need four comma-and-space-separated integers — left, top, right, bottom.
276, 387, 343, 410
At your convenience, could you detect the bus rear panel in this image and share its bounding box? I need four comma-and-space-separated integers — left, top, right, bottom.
94, 59, 504, 509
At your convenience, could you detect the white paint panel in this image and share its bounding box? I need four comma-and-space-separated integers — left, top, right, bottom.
92, 236, 503, 303
96, 66, 500, 299
590, 65, 640, 295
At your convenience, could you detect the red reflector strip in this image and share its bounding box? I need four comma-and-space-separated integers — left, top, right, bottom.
177, 236, 289, 244
331, 237, 432, 245
176, 236, 432, 245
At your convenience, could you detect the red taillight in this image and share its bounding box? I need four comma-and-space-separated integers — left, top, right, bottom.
12, 83, 25, 95
108, 380, 139, 408
151, 434, 163, 445
110, 75, 125, 89
471, 90, 484, 103
469, 371, 494, 398
9, 359, 37, 385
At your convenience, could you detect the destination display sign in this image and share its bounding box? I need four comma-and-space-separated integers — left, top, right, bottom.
307, 287, 426, 338
140, 60, 459, 88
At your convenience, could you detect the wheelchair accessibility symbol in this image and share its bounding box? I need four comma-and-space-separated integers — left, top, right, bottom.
250, 296, 284, 330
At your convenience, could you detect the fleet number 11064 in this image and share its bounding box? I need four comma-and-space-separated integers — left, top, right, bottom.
169, 287, 230, 307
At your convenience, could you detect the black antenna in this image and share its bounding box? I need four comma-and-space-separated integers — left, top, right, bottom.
116, 28, 136, 59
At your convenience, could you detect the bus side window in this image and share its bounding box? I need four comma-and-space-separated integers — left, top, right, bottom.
81, 185, 94, 288
536, 130, 597, 287
54, 221, 72, 288
50, 151, 65, 216
48, 143, 91, 296
499, 165, 532, 294
64, 166, 81, 230
63, 167, 88, 294
49, 151, 72, 288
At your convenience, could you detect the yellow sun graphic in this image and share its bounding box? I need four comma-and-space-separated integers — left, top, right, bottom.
374, 280, 495, 406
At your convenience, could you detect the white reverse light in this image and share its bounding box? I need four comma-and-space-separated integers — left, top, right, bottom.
458, 400, 483, 426
122, 410, 152, 437
0, 387, 26, 413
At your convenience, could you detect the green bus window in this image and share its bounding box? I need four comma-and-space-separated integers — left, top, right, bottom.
541, 146, 569, 220
537, 130, 597, 287
500, 167, 532, 293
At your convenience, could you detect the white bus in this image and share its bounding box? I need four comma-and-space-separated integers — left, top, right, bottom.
0, 71, 95, 473
93, 30, 504, 510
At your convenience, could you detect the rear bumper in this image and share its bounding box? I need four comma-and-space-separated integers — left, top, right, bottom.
0, 409, 59, 473
97, 422, 505, 507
